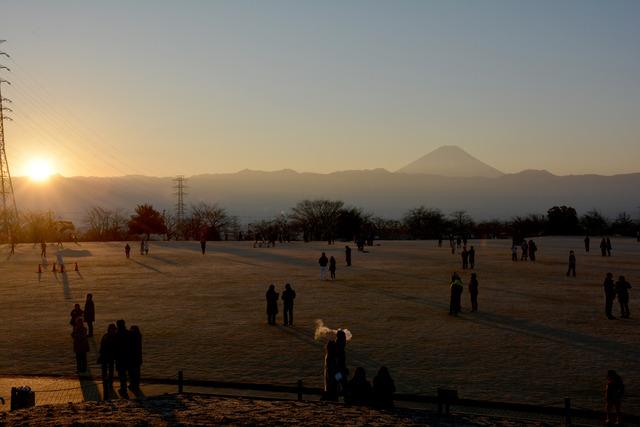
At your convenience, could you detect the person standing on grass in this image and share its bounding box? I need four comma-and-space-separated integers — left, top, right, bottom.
322, 340, 339, 401
449, 273, 463, 315
124, 243, 131, 258
584, 235, 590, 252
266, 284, 279, 325
615, 276, 631, 318
600, 237, 607, 257
528, 240, 537, 262
282, 283, 296, 326
606, 237, 612, 257
511, 244, 518, 262
144, 239, 149, 255
140, 239, 145, 255
605, 370, 624, 426
603, 273, 616, 320
566, 250, 576, 277
84, 294, 95, 337
70, 303, 83, 328
72, 318, 89, 373
128, 326, 142, 392
329, 256, 337, 280
469, 273, 479, 312
200, 238, 206, 255
319, 252, 329, 280
115, 319, 131, 396
521, 241, 528, 261
98, 323, 117, 400
468, 246, 476, 269
345, 245, 352, 266
461, 246, 469, 270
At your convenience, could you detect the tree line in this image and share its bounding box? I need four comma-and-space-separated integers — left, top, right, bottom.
3, 201, 638, 244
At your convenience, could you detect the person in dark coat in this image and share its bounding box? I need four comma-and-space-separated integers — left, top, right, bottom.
200, 238, 206, 255
336, 330, 349, 396
124, 243, 131, 258
72, 318, 89, 373
70, 304, 84, 328
605, 370, 624, 426
600, 237, 607, 257
347, 367, 372, 406
84, 294, 95, 337
345, 245, 352, 266
329, 256, 337, 280
449, 273, 463, 315
140, 239, 145, 256
266, 284, 279, 325
469, 273, 479, 312
521, 241, 528, 261
322, 340, 339, 401
511, 244, 518, 262
372, 366, 396, 409
584, 235, 590, 252
282, 283, 296, 326
566, 250, 576, 277
528, 240, 537, 262
114, 319, 131, 395
319, 252, 329, 280
128, 326, 142, 391
98, 323, 117, 400
468, 246, 476, 269
615, 276, 631, 318
461, 247, 469, 270
606, 237, 612, 256
603, 273, 616, 320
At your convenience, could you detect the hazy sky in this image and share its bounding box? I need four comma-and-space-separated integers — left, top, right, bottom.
1, 1, 639, 177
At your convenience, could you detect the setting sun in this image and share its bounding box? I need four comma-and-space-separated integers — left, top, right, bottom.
26, 158, 54, 181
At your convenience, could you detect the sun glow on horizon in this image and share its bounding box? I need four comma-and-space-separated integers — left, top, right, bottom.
26, 158, 54, 182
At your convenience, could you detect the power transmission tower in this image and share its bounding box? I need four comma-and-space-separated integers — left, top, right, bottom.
173, 175, 187, 238
0, 40, 18, 243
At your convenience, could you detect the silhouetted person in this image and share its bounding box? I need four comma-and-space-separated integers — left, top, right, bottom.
115, 319, 130, 396
372, 366, 395, 409
200, 238, 206, 255
329, 256, 336, 280
144, 240, 149, 255
469, 273, 479, 312
521, 241, 528, 261
319, 252, 329, 280
282, 283, 296, 326
70, 304, 83, 328
124, 243, 131, 258
461, 246, 469, 270
98, 323, 117, 400
584, 235, 590, 252
511, 244, 518, 262
322, 340, 339, 401
347, 367, 372, 406
72, 318, 89, 373
605, 370, 624, 426
600, 237, 607, 257
336, 330, 349, 396
345, 245, 352, 266
603, 273, 616, 320
84, 294, 95, 337
449, 273, 463, 315
615, 276, 631, 318
468, 246, 475, 269
128, 325, 142, 391
140, 239, 145, 255
266, 284, 279, 325
566, 250, 576, 277
40, 240, 47, 258
456, 237, 461, 249
606, 237, 612, 256
528, 240, 537, 262
438, 236, 443, 247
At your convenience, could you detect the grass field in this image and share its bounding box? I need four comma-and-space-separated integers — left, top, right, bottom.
0, 237, 638, 413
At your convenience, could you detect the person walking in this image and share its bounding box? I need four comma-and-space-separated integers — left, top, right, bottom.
605, 370, 624, 426
319, 252, 329, 280
469, 273, 479, 312
584, 235, 590, 252
266, 284, 279, 325
98, 323, 117, 400
329, 256, 337, 280
566, 250, 576, 277
603, 273, 616, 320
71, 318, 89, 373
114, 319, 131, 396
345, 245, 352, 266
449, 273, 464, 315
128, 326, 142, 392
282, 283, 296, 326
615, 275, 631, 318
84, 294, 95, 337
124, 243, 131, 258
468, 246, 476, 269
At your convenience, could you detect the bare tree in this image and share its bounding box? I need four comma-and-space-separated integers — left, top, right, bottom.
290, 199, 344, 242
187, 202, 231, 240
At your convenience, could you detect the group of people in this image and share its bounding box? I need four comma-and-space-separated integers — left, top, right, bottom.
510, 239, 537, 262
322, 330, 395, 408
265, 284, 296, 326
603, 273, 632, 319
460, 245, 476, 270
318, 252, 337, 280
69, 295, 96, 374
449, 272, 479, 315
98, 319, 143, 399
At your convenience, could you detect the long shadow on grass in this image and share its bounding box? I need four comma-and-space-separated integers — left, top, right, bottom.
130, 259, 163, 273
79, 371, 100, 402
329, 281, 640, 362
